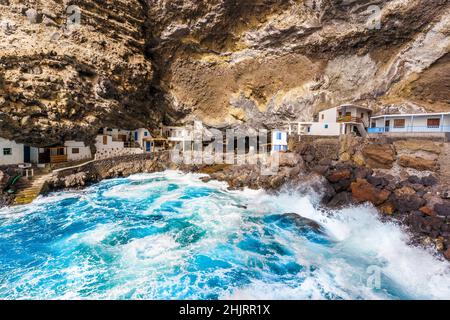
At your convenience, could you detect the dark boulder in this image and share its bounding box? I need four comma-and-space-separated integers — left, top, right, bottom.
421, 175, 438, 187
392, 194, 426, 213
434, 203, 450, 217
367, 175, 388, 188
407, 175, 421, 184
327, 192, 352, 208
279, 213, 324, 234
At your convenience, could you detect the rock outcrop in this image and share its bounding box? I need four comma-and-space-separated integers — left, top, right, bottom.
0, 0, 163, 146
361, 144, 396, 169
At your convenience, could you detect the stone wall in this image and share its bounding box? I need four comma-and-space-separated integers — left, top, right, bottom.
49, 152, 173, 189
94, 147, 144, 161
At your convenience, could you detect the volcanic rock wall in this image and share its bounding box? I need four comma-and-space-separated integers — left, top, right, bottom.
0, 0, 159, 146
1, 0, 450, 146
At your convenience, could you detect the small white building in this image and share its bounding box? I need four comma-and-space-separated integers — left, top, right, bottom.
64, 141, 92, 162
95, 128, 148, 160
369, 112, 450, 134
292, 104, 372, 137
0, 138, 41, 165
271, 130, 288, 152
131, 128, 152, 152
0, 137, 25, 166
162, 125, 194, 152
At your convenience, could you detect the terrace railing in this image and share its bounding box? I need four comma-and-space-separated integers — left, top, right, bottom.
368, 125, 450, 134
337, 116, 364, 124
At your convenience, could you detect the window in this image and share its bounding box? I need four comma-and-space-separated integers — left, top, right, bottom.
144, 131, 148, 137
3, 148, 12, 156
371, 122, 376, 128
394, 119, 405, 128
321, 114, 324, 120
307, 127, 311, 133
72, 148, 80, 154
427, 118, 440, 128
324, 124, 329, 129
361, 113, 364, 119
276, 132, 282, 140
103, 135, 108, 145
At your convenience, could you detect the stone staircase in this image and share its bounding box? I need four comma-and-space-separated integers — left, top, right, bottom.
13, 172, 51, 206
356, 123, 368, 138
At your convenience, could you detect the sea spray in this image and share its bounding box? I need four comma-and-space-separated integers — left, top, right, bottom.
0, 171, 449, 300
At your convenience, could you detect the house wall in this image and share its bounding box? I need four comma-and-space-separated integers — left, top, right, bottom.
133, 128, 151, 148
337, 106, 371, 126
271, 131, 288, 152
372, 114, 450, 133
318, 107, 337, 123
30, 147, 39, 164
305, 122, 342, 136
0, 137, 24, 165
94, 135, 143, 160
64, 141, 92, 162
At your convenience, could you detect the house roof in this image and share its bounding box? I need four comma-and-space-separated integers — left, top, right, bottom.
371, 112, 450, 119
336, 104, 372, 111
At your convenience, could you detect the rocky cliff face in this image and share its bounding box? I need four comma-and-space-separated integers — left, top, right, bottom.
0, 0, 159, 146
1, 0, 450, 145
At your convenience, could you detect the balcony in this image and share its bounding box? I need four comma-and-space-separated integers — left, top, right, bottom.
50, 154, 68, 163
337, 116, 364, 123
368, 125, 450, 134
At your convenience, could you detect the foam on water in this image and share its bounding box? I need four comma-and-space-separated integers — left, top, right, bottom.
0, 170, 449, 300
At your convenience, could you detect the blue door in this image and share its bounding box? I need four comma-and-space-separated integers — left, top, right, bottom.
24, 146, 31, 163
146, 142, 151, 152
134, 131, 138, 141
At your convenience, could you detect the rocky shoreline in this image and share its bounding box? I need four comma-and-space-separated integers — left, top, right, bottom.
1, 135, 450, 261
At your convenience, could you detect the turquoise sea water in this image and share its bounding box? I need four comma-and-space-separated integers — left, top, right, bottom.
0, 171, 449, 300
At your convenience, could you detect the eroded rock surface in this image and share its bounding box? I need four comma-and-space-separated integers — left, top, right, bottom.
2, 1, 450, 145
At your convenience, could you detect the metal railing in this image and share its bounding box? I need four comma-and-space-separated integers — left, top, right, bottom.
337, 116, 363, 123
368, 126, 450, 133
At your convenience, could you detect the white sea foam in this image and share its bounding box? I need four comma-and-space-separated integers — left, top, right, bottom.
1, 171, 449, 300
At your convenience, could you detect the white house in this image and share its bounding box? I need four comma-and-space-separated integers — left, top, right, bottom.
162, 125, 194, 152
292, 104, 372, 137
0, 138, 42, 165
271, 130, 288, 152
132, 128, 152, 151
95, 128, 147, 160
0, 137, 25, 166
369, 112, 450, 134
64, 141, 92, 162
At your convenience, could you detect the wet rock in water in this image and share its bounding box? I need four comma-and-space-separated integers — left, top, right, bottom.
419, 206, 436, 217
280, 213, 324, 234
380, 202, 395, 215
327, 192, 352, 208
57, 172, 88, 188
391, 189, 426, 213
444, 248, 450, 261
326, 168, 352, 183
